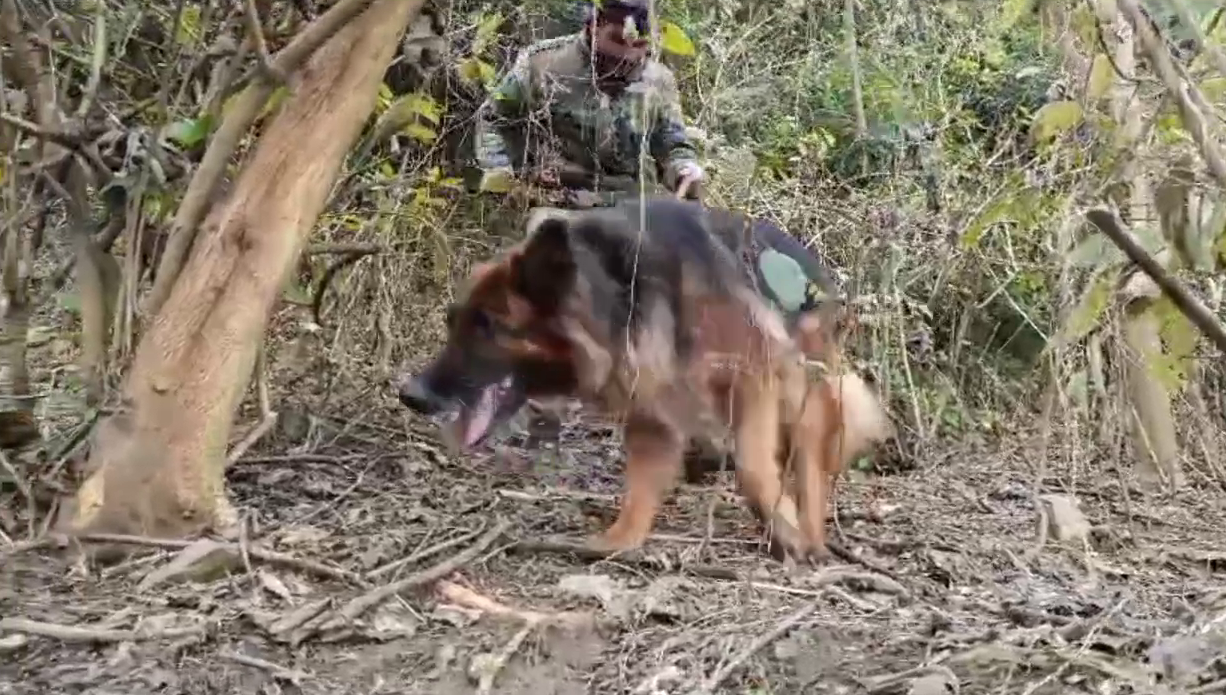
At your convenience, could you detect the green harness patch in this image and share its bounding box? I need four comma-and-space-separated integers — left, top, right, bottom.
757, 247, 810, 314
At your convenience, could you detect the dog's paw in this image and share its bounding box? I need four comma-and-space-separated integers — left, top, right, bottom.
586, 528, 647, 556
804, 542, 832, 565
761, 516, 811, 563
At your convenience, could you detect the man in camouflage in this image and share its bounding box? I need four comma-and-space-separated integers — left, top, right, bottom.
474, 0, 705, 207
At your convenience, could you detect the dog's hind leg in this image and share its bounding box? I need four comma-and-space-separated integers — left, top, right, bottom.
589, 413, 684, 553
733, 370, 809, 561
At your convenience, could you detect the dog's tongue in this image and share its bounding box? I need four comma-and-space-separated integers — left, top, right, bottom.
462, 385, 498, 448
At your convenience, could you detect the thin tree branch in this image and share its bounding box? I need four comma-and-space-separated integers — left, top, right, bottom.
1085, 208, 1226, 356
146, 0, 385, 318
1118, 0, 1226, 188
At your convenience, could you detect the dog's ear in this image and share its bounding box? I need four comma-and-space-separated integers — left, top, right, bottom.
513, 216, 576, 311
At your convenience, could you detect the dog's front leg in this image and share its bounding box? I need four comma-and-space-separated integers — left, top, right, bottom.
589, 413, 683, 553
734, 371, 810, 561
793, 380, 839, 562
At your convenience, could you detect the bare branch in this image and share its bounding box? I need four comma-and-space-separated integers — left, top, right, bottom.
74, 6, 107, 119
243, 0, 280, 80
146, 0, 386, 317
1118, 0, 1226, 189
1086, 208, 1226, 356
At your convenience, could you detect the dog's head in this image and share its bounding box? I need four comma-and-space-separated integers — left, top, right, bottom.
396, 212, 599, 451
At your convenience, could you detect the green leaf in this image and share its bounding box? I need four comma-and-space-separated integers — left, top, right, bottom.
57, 291, 82, 315
389, 92, 442, 125
479, 169, 513, 193
401, 122, 437, 143
1063, 272, 1114, 342
164, 115, 213, 148
959, 194, 1014, 249
1154, 296, 1199, 365
1198, 76, 1226, 103
660, 21, 696, 57
221, 85, 288, 121
175, 5, 202, 46
1087, 54, 1113, 100
459, 57, 498, 91
1029, 100, 1084, 144
375, 82, 395, 115
473, 11, 503, 54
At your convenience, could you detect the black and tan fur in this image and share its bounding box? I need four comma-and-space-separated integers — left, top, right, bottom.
397, 198, 892, 560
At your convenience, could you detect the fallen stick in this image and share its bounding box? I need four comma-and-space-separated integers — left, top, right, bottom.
225, 412, 279, 466
509, 540, 741, 581
828, 539, 905, 584
689, 601, 820, 694
437, 579, 591, 695
222, 649, 309, 684
302, 519, 511, 639
437, 580, 591, 628
369, 525, 487, 579
475, 620, 538, 695
0, 617, 207, 644
73, 533, 367, 586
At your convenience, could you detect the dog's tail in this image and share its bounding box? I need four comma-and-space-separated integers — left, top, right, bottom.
827, 372, 894, 470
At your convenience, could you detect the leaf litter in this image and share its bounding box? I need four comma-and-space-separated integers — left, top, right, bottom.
2, 401, 1226, 695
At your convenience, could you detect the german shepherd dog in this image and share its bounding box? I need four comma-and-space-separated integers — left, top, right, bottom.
396, 198, 892, 560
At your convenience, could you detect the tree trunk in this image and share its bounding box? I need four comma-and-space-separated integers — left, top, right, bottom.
0, 220, 37, 450
65, 0, 426, 538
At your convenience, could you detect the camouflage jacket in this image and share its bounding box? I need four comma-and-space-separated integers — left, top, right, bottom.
474, 33, 700, 195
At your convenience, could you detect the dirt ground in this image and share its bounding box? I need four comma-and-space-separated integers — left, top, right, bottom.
3, 398, 1225, 695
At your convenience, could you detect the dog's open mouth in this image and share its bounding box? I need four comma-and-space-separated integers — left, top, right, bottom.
444, 376, 518, 450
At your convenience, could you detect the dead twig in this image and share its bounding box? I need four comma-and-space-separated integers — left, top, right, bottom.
476, 620, 538, 695
74, 5, 107, 120
311, 247, 380, 326
241, 0, 280, 80
225, 415, 278, 466
810, 564, 909, 597
226, 342, 277, 465
58, 533, 366, 586
0, 617, 207, 644
0, 450, 35, 540
861, 664, 960, 694
509, 540, 741, 581
689, 601, 820, 694
305, 242, 385, 255
828, 538, 907, 585
369, 524, 487, 579
436, 579, 591, 695
437, 579, 591, 627
222, 650, 309, 684
307, 519, 511, 637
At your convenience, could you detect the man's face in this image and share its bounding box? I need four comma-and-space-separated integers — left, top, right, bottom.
590, 4, 650, 75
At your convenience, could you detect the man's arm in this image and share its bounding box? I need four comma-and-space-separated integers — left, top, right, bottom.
647, 70, 701, 192
474, 50, 533, 177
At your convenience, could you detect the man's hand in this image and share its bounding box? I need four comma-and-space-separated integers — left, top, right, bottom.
674, 161, 705, 201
